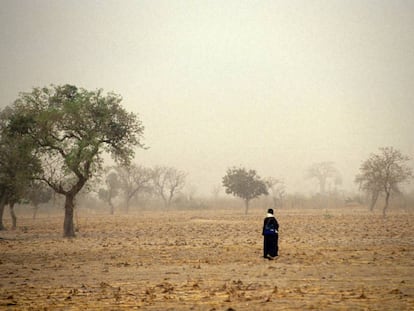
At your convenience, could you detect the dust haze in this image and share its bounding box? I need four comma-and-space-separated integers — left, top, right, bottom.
1, 2, 414, 309
1, 1, 413, 197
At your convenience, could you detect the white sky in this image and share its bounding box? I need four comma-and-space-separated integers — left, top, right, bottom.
1, 0, 413, 196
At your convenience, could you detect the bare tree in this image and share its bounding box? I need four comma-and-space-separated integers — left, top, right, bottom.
355, 147, 413, 216
265, 177, 286, 209
152, 166, 186, 208
115, 164, 152, 212
185, 183, 198, 201
306, 161, 341, 195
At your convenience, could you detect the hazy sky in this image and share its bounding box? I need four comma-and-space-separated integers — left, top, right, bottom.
1, 0, 413, 196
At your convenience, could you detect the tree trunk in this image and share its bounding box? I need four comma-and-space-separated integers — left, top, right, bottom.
383, 191, 391, 217
63, 195, 76, 238
163, 194, 170, 208
0, 195, 6, 230
369, 190, 379, 211
109, 200, 114, 215
167, 191, 174, 208
125, 192, 136, 213
9, 203, 17, 230
244, 199, 250, 215
32, 204, 39, 220
125, 197, 130, 214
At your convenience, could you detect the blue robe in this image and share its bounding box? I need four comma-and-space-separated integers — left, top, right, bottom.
262, 215, 279, 258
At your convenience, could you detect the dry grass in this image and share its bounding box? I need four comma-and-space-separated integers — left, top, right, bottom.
0, 206, 413, 310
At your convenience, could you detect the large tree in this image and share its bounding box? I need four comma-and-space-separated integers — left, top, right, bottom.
8, 84, 145, 237
355, 147, 413, 216
222, 167, 268, 214
306, 161, 341, 194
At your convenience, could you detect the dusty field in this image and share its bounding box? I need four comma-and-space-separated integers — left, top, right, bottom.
0, 206, 413, 310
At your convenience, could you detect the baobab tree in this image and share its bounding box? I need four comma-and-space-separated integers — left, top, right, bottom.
355, 147, 412, 216
306, 161, 341, 194
222, 167, 268, 214
7, 84, 145, 237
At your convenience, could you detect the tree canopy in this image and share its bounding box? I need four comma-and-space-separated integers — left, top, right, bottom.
152, 166, 186, 208
306, 161, 341, 194
114, 164, 153, 213
6, 84, 145, 236
0, 106, 42, 229
222, 167, 268, 214
355, 147, 412, 216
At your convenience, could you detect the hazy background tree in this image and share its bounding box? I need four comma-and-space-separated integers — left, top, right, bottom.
265, 177, 286, 209
115, 164, 152, 213
211, 184, 221, 201
355, 147, 413, 216
7, 84, 145, 237
306, 161, 341, 195
185, 183, 198, 201
98, 170, 120, 215
355, 157, 383, 212
222, 167, 268, 214
25, 181, 53, 220
152, 166, 186, 208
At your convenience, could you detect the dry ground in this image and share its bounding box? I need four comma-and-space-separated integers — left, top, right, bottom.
0, 206, 413, 310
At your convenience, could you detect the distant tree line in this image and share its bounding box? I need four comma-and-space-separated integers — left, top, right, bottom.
222, 148, 412, 216
0, 84, 413, 237
97, 164, 186, 214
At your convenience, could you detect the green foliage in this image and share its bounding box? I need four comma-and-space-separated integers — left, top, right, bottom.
222, 167, 268, 202
4, 84, 145, 236
0, 106, 42, 205
9, 84, 145, 196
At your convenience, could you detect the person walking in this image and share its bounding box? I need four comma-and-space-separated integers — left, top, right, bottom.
262, 208, 279, 260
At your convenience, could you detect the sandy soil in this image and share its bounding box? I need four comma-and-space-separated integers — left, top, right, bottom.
0, 206, 413, 310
